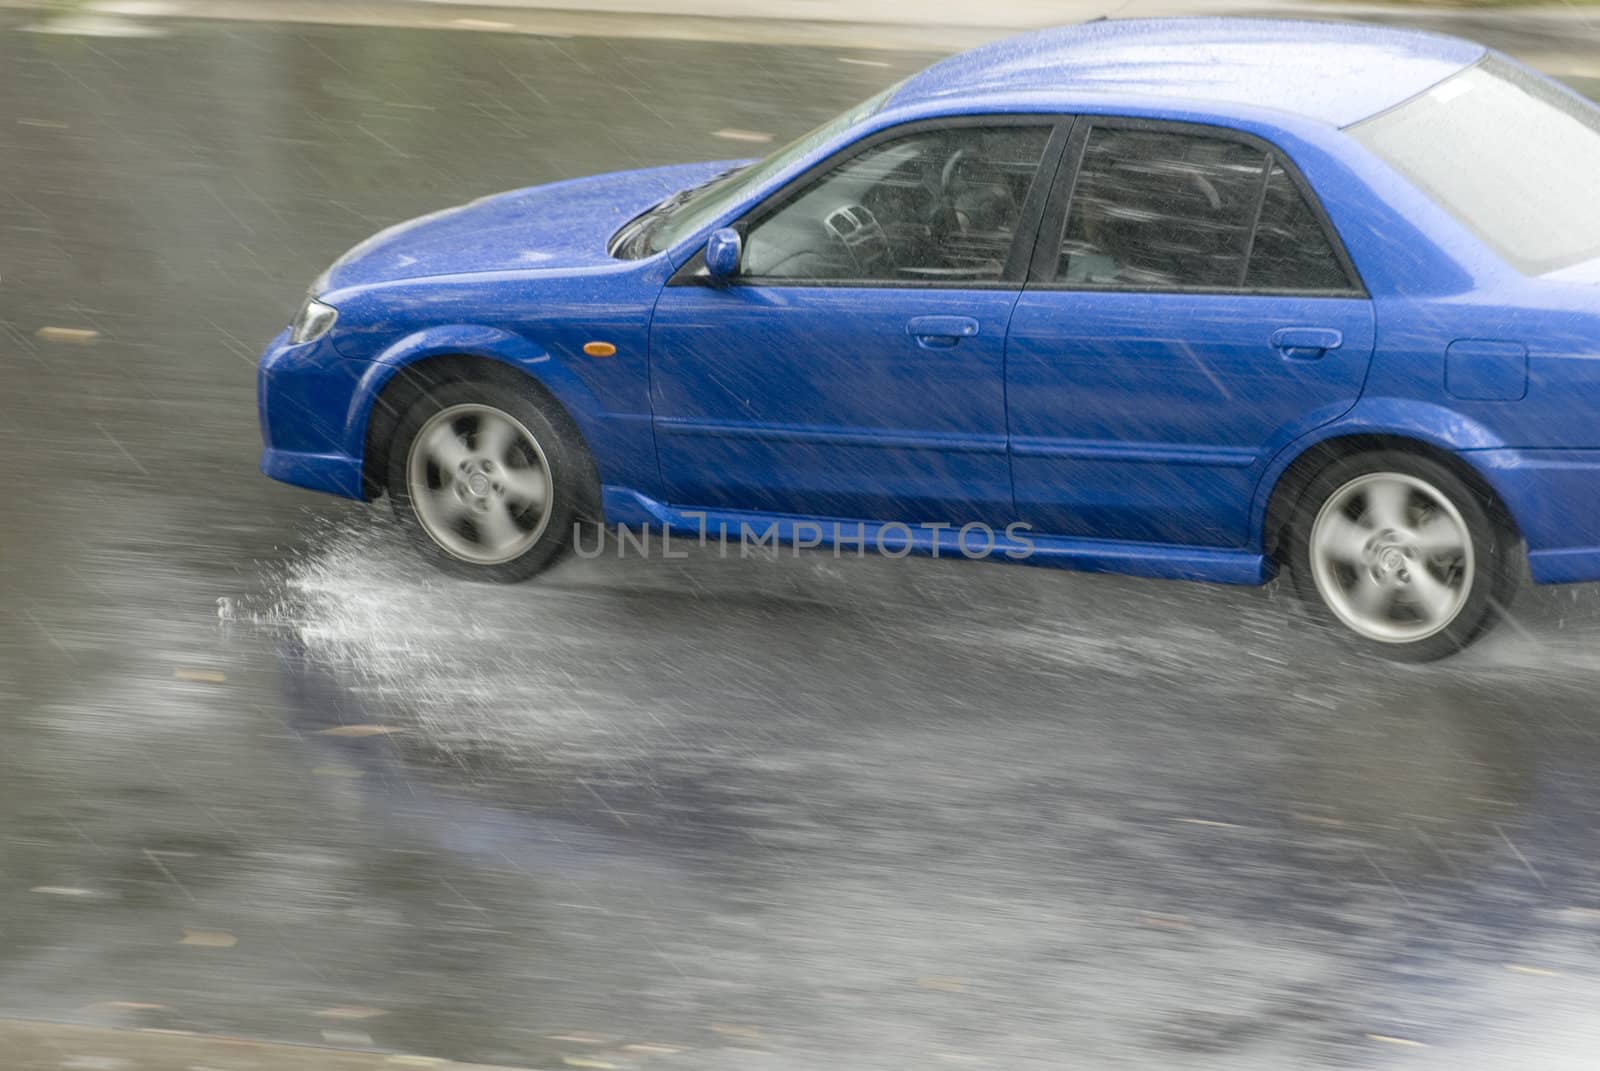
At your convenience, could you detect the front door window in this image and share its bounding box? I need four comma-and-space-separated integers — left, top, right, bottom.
740, 124, 1053, 283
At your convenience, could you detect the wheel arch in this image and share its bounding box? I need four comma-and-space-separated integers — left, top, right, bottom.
354, 344, 602, 520
1259, 433, 1522, 567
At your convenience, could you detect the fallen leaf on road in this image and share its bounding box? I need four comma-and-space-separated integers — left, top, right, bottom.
316, 1006, 389, 1019
36, 326, 100, 344
173, 668, 226, 684
322, 1029, 375, 1046
916, 976, 966, 991
311, 765, 364, 779
1142, 913, 1192, 930
31, 885, 100, 898
712, 129, 774, 143
711, 1024, 762, 1039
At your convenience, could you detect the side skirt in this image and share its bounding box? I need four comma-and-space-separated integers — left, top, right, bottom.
600, 487, 1271, 586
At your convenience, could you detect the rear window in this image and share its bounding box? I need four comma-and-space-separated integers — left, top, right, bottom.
1350, 58, 1600, 275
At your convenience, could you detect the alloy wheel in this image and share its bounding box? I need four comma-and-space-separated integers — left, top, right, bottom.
1308, 471, 1475, 644
405, 403, 554, 565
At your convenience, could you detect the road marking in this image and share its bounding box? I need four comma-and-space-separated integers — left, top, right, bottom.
838, 57, 891, 67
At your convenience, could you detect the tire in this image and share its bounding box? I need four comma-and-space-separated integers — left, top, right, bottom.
385, 380, 581, 582
1285, 451, 1520, 662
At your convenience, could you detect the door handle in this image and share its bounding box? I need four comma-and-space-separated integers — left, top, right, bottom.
1271, 327, 1343, 360
908, 315, 980, 348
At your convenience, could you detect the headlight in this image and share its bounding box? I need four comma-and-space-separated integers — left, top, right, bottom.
289, 297, 338, 344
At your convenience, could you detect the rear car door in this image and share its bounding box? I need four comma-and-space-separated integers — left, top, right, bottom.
1005, 120, 1376, 547
650, 118, 1066, 523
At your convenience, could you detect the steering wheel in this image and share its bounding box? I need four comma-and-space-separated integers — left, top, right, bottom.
821, 203, 893, 275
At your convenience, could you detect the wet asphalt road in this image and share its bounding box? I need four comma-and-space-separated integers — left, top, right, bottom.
8, 10, 1600, 1070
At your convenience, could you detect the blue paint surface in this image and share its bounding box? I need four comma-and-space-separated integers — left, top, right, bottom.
258, 18, 1600, 585
1446, 339, 1529, 401
890, 18, 1484, 128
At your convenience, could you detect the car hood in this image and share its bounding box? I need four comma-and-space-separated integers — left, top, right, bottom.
318, 160, 739, 292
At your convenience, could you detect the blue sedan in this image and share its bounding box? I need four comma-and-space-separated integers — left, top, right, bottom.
258, 17, 1600, 660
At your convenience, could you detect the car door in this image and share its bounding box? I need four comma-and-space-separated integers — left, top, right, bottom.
649, 118, 1066, 523
1005, 119, 1376, 547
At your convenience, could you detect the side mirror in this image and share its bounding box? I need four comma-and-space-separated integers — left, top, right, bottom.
704, 227, 742, 280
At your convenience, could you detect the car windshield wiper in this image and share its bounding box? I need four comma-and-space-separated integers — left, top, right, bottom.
612, 165, 748, 259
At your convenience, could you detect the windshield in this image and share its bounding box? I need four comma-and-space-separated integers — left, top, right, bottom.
614, 85, 897, 259
1350, 57, 1600, 275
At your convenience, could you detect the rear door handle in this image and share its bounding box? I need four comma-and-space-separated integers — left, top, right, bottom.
1271, 327, 1343, 360
908, 315, 980, 348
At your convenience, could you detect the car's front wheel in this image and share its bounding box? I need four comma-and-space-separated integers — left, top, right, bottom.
387, 381, 579, 581
1287, 452, 1520, 661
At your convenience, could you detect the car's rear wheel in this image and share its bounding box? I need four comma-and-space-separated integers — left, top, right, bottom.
386, 382, 579, 581
1286, 452, 1519, 661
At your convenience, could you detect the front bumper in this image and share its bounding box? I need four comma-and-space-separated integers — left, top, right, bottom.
261, 447, 364, 499
1471, 448, 1600, 584
257, 327, 367, 501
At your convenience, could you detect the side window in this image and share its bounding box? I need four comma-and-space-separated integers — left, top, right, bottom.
741, 124, 1052, 284
1059, 128, 1264, 289
1055, 126, 1355, 293
1244, 163, 1350, 291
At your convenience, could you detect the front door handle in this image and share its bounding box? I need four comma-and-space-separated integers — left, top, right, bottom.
908, 315, 980, 348
1271, 326, 1343, 360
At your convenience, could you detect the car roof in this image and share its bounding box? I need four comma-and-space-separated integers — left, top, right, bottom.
889, 18, 1486, 128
